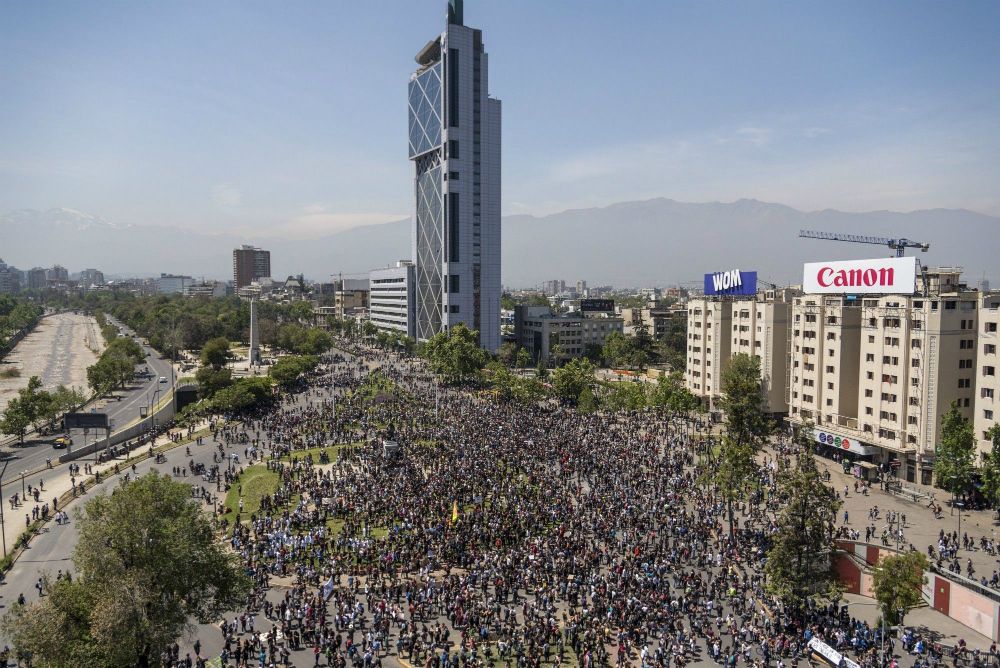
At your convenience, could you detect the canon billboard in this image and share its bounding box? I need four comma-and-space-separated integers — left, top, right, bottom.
803, 256, 916, 295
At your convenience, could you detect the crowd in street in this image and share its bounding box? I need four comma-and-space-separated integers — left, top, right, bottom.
149, 344, 1000, 668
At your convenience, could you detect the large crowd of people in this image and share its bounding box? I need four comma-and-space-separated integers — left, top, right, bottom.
168, 343, 998, 668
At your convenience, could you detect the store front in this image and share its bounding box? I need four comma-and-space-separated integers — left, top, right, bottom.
811, 428, 879, 473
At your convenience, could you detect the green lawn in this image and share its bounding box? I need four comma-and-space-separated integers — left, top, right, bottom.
224, 465, 281, 519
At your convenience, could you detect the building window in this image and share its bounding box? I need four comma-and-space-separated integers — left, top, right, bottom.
448, 192, 460, 262
450, 304, 460, 314
449, 275, 460, 293
985, 366, 997, 376
449, 139, 459, 159
447, 48, 459, 127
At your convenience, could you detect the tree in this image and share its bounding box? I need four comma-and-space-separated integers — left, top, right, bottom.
551, 357, 595, 404
980, 424, 1000, 510
496, 341, 518, 367
0, 397, 32, 444
872, 551, 928, 627
2, 473, 250, 666
601, 332, 633, 369
423, 324, 487, 384
603, 381, 648, 411
765, 437, 841, 616
716, 354, 768, 535
195, 366, 233, 399
577, 385, 596, 413
934, 402, 976, 497
269, 355, 319, 387
200, 336, 231, 369
516, 347, 531, 369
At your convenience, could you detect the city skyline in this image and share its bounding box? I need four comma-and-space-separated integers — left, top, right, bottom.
2, 0, 999, 240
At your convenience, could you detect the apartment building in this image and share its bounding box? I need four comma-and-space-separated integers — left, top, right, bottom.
685, 289, 795, 414
975, 296, 1000, 454
788, 268, 988, 483
685, 299, 731, 405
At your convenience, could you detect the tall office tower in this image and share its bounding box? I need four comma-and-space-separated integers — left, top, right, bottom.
233, 245, 271, 289
409, 0, 501, 351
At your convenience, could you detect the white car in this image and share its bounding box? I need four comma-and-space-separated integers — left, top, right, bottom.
159, 376, 167, 383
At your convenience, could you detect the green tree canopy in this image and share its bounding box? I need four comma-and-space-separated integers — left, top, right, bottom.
2, 473, 250, 666
934, 402, 976, 495
764, 434, 842, 615
200, 336, 231, 369
423, 324, 487, 384
872, 550, 928, 627
715, 353, 768, 535
269, 355, 319, 387
551, 357, 595, 403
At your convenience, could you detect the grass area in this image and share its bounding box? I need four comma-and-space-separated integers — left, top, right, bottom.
224, 465, 281, 519
0, 367, 20, 378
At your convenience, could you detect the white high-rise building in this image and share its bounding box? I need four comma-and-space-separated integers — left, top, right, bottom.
369, 261, 416, 338
409, 0, 501, 351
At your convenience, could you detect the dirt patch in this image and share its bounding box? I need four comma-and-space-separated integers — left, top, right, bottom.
0, 312, 104, 415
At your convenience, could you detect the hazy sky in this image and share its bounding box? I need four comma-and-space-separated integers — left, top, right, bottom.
2, 1, 998, 238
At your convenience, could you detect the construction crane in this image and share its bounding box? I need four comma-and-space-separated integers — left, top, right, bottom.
798, 229, 929, 257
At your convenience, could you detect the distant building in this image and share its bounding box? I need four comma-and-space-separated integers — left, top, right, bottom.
514, 305, 623, 365
80, 268, 105, 287
621, 305, 683, 338
46, 265, 69, 282
369, 261, 415, 338
335, 289, 369, 320
183, 281, 228, 298
27, 268, 47, 290
155, 273, 193, 295
0, 260, 20, 294
233, 245, 271, 289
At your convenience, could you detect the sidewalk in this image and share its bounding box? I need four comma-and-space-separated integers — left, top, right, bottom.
815, 456, 1000, 585
0, 416, 214, 564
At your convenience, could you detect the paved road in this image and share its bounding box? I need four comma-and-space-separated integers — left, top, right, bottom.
0, 317, 176, 489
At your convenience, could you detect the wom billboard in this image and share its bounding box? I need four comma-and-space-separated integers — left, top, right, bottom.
803, 257, 916, 295
704, 269, 757, 296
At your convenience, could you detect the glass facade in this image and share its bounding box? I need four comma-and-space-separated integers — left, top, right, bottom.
414, 152, 444, 340
408, 62, 443, 158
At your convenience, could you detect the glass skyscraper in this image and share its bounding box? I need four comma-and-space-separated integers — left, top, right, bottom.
409, 0, 501, 351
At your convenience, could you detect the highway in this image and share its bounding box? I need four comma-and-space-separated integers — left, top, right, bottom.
0, 317, 176, 488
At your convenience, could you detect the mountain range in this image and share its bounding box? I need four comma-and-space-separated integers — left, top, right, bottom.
2, 199, 997, 288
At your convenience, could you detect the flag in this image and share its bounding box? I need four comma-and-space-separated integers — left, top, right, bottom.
452, 500, 459, 524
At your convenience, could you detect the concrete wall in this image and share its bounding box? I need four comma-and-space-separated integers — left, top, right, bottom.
58, 395, 176, 464
834, 539, 1000, 641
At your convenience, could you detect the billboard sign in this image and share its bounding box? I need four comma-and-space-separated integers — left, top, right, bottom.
65, 412, 109, 430
580, 298, 614, 313
803, 257, 916, 295
813, 429, 877, 456
703, 269, 757, 296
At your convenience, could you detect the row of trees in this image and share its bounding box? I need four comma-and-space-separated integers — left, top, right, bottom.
40, 292, 318, 359
0, 295, 43, 358
710, 353, 928, 628
86, 334, 144, 396
0, 377, 87, 444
